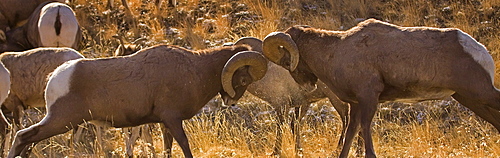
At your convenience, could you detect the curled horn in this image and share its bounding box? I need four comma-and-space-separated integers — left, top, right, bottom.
0, 30, 5, 43
234, 37, 263, 52
262, 32, 299, 71
221, 51, 268, 98
223, 37, 263, 52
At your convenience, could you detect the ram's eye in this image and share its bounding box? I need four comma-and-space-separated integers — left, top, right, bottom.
284, 61, 291, 68
240, 77, 249, 86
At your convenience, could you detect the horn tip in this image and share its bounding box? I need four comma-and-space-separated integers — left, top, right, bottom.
290, 64, 297, 72
229, 91, 236, 98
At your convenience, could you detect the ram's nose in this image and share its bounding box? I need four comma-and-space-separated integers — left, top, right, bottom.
221, 95, 237, 107
301, 82, 318, 93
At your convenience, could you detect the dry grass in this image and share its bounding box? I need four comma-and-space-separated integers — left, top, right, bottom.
2, 0, 500, 157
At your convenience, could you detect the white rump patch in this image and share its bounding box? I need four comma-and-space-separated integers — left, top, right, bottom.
0, 63, 10, 104
457, 30, 495, 83
45, 59, 80, 109
38, 3, 79, 47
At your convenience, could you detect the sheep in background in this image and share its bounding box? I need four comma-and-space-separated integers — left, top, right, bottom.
227, 37, 349, 157
0, 2, 81, 52
0, 48, 84, 134
0, 63, 10, 155
25, 2, 81, 49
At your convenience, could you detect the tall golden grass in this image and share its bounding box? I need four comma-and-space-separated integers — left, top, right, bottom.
2, 0, 500, 157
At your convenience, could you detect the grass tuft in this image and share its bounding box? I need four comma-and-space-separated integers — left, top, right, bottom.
4, 0, 500, 157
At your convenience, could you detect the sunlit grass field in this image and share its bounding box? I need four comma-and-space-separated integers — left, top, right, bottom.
2, 0, 500, 157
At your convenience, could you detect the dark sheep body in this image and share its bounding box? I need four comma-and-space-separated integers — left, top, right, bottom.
263, 19, 499, 158
8, 44, 268, 158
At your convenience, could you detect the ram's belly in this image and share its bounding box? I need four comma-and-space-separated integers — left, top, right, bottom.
379, 87, 455, 103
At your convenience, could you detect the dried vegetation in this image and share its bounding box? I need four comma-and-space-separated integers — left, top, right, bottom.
2, 0, 500, 157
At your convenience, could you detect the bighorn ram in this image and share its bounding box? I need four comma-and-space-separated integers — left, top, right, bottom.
0, 2, 81, 52
0, 48, 84, 134
227, 37, 350, 156
8, 44, 268, 157
262, 18, 500, 158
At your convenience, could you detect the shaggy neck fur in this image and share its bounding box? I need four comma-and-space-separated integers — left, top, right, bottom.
182, 45, 253, 109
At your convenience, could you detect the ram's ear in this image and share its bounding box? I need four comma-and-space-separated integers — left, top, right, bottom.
239, 74, 252, 86
222, 51, 268, 98
262, 32, 299, 71
0, 30, 6, 43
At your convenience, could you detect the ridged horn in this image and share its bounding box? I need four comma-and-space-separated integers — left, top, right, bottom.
222, 51, 268, 98
0, 30, 5, 43
234, 37, 263, 52
262, 32, 299, 71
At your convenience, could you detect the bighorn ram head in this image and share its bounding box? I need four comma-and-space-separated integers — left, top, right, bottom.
221, 50, 268, 105
221, 37, 267, 100
263, 29, 318, 91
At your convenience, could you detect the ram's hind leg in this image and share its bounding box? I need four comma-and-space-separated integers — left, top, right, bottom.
448, 66, 500, 131
452, 91, 500, 131
141, 124, 157, 158
7, 107, 86, 158
271, 104, 285, 156
160, 124, 173, 158
321, 85, 350, 153
292, 105, 308, 157
339, 103, 360, 158
124, 126, 140, 158
124, 124, 158, 158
